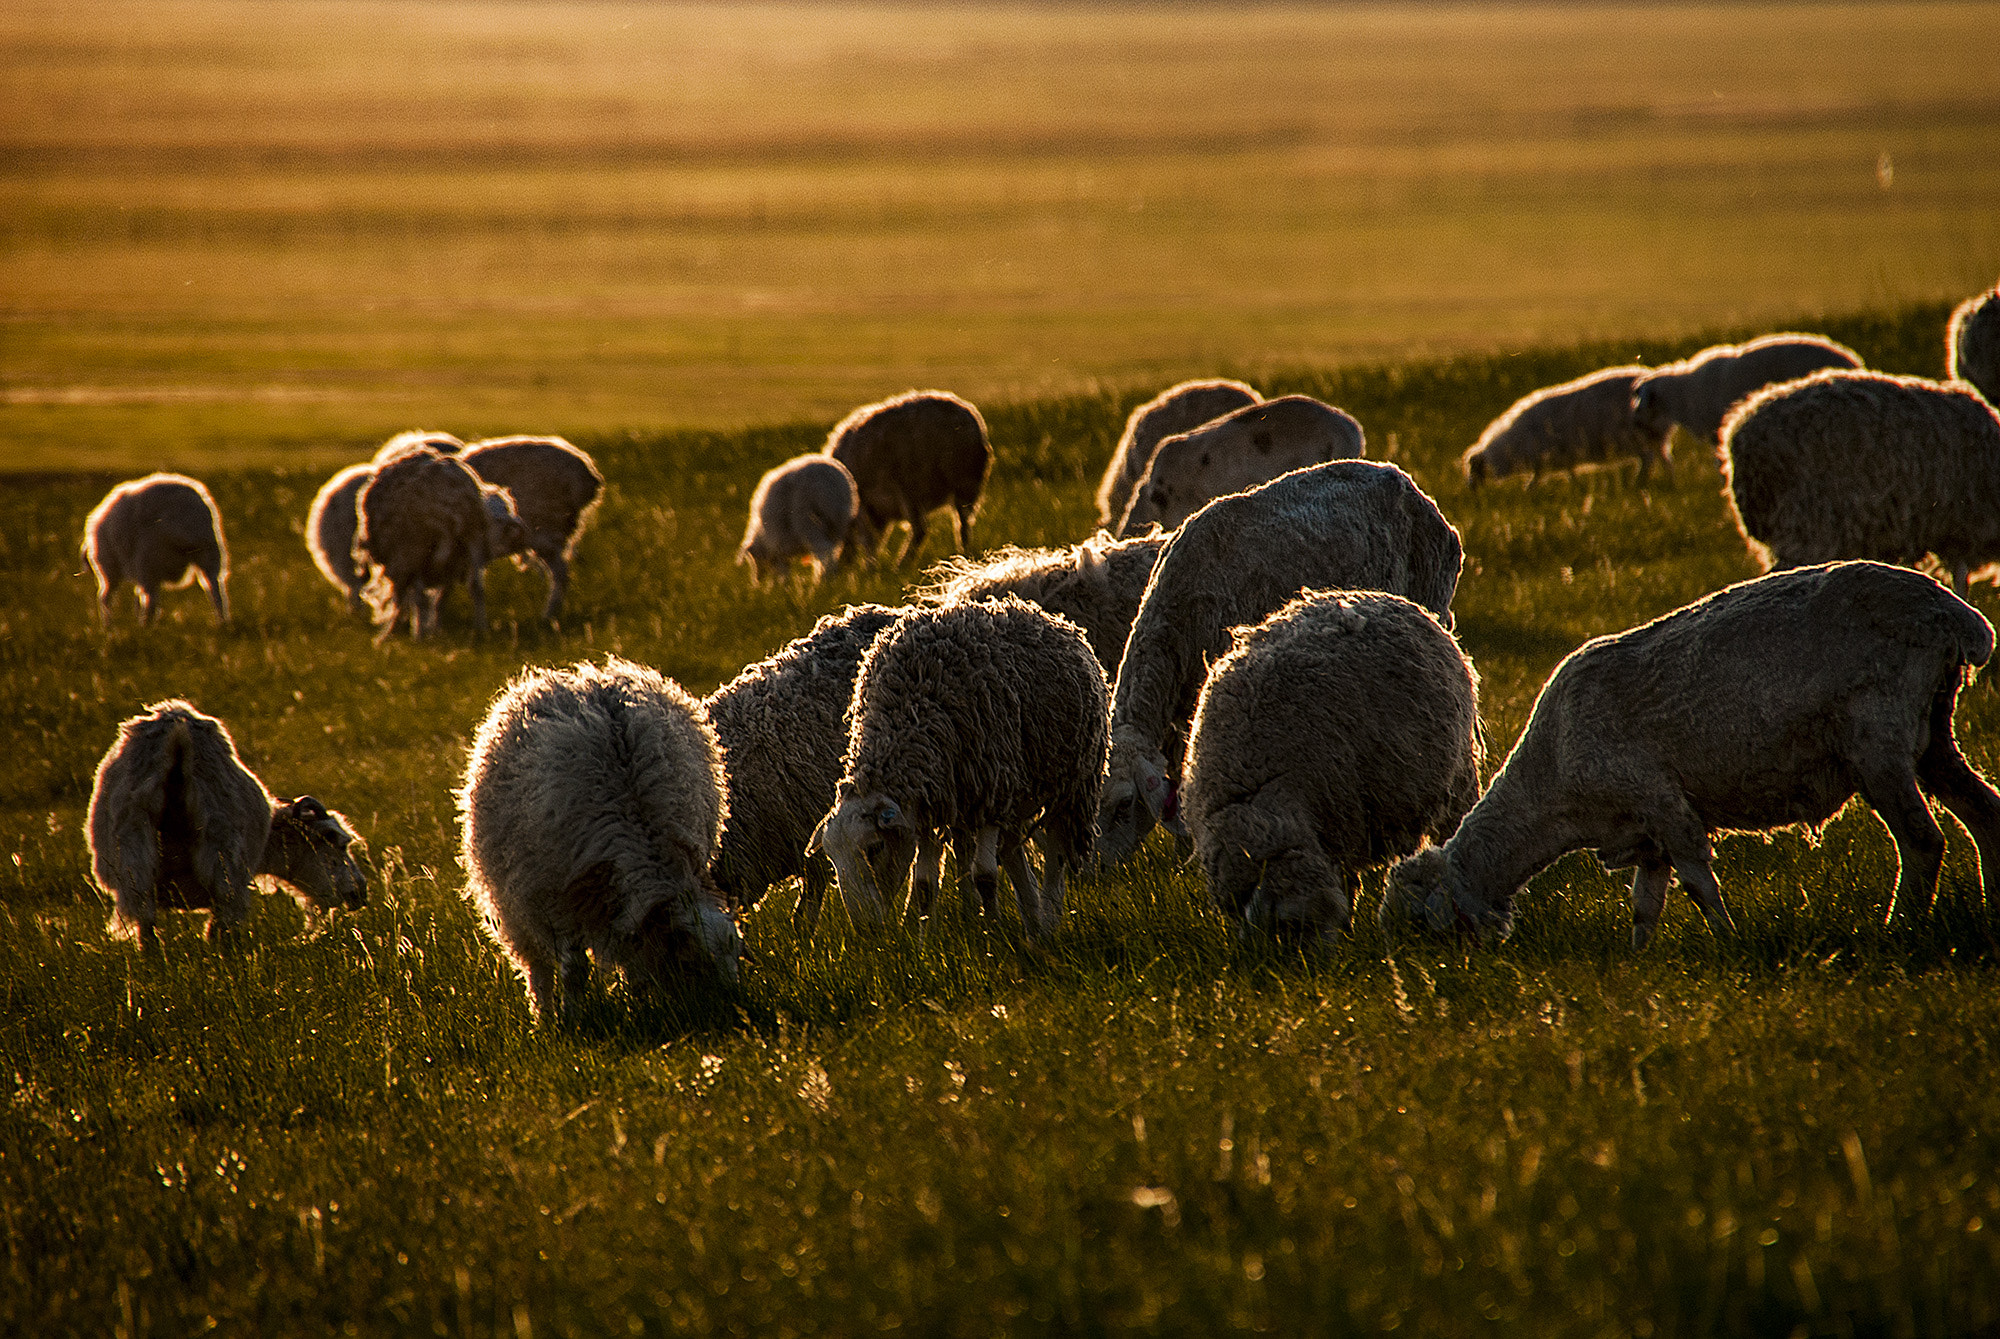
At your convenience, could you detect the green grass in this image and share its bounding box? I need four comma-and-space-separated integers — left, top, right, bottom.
4, 1, 1999, 469
8, 299, 2000, 1335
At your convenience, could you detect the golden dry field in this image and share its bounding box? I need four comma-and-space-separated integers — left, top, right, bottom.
3, 0, 1998, 468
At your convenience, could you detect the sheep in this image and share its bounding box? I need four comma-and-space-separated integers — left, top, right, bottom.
82, 473, 231, 627
825, 390, 992, 567
373, 430, 464, 463
1720, 369, 2000, 598
305, 464, 376, 613
1380, 562, 2000, 949
1462, 366, 1674, 487
808, 597, 1109, 940
1630, 334, 1862, 447
1096, 460, 1463, 867
1118, 394, 1364, 535
1948, 283, 2000, 405
354, 446, 531, 641
1183, 590, 1483, 946
1096, 378, 1261, 528
737, 454, 860, 586
705, 603, 903, 933
460, 436, 605, 622
87, 699, 366, 949
919, 530, 1172, 673
458, 656, 741, 1023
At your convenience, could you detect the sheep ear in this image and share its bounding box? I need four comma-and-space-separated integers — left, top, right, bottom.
806, 812, 830, 855
1077, 538, 1108, 585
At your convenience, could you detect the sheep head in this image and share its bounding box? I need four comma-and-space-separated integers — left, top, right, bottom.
480, 485, 534, 559
260, 797, 367, 911
1379, 846, 1512, 944
808, 793, 919, 932
629, 892, 743, 991
1239, 849, 1351, 948
1629, 376, 1674, 438
1095, 735, 1172, 867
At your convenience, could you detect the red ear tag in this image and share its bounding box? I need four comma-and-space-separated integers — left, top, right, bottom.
1162, 782, 1180, 822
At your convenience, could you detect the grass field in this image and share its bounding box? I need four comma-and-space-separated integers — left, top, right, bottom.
3, 1, 1999, 468
8, 298, 2000, 1335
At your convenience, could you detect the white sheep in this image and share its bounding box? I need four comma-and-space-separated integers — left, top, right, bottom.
1630, 334, 1862, 447
920, 530, 1171, 673
87, 700, 366, 949
460, 436, 605, 622
1118, 394, 1364, 535
458, 657, 741, 1023
737, 454, 860, 586
1380, 562, 2000, 949
1183, 590, 1482, 945
1096, 460, 1463, 867
1948, 283, 2000, 406
705, 603, 903, 933
1720, 369, 2000, 597
355, 446, 532, 640
1463, 366, 1673, 487
809, 598, 1110, 940
825, 390, 992, 566
82, 474, 231, 627
1095, 378, 1261, 528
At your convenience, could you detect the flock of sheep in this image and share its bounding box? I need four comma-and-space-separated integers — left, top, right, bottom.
78, 282, 2000, 1023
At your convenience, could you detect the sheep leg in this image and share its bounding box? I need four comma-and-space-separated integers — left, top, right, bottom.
198, 557, 230, 625
1953, 561, 1972, 601
794, 858, 831, 936
537, 551, 568, 622
522, 953, 557, 1024
970, 827, 1003, 924
1000, 835, 1048, 939
557, 939, 591, 1022
1859, 763, 1948, 922
1035, 849, 1070, 939
1630, 861, 1672, 951
952, 502, 975, 554
1917, 712, 2000, 910
467, 565, 489, 634
896, 512, 929, 569
138, 583, 158, 626
948, 828, 985, 918
908, 829, 946, 926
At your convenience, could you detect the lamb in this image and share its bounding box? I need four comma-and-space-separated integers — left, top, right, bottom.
1096, 460, 1463, 866
1630, 334, 1862, 447
354, 445, 532, 640
1118, 394, 1364, 535
920, 530, 1171, 673
1095, 378, 1261, 528
305, 464, 376, 613
1462, 366, 1674, 487
736, 454, 860, 586
82, 473, 231, 627
705, 603, 902, 933
1380, 562, 2000, 949
87, 699, 366, 949
458, 657, 741, 1023
825, 390, 992, 566
808, 597, 1109, 939
1183, 591, 1483, 946
1720, 369, 2000, 598
460, 436, 605, 622
1948, 283, 2000, 405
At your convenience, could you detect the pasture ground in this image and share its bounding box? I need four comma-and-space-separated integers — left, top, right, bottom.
6, 300, 2000, 1335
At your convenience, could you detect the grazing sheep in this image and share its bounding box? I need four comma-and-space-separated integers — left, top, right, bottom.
1631, 334, 1862, 448
1380, 562, 2000, 949
1720, 369, 2000, 598
87, 700, 366, 949
82, 474, 231, 627
373, 430, 464, 463
1097, 461, 1462, 867
460, 436, 605, 622
809, 598, 1109, 939
705, 604, 902, 933
1096, 378, 1261, 528
1463, 366, 1674, 487
1118, 395, 1365, 535
920, 530, 1171, 673
1184, 591, 1482, 946
355, 446, 531, 641
737, 454, 860, 586
458, 657, 741, 1023
305, 463, 376, 613
1948, 284, 2000, 405
825, 390, 992, 566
